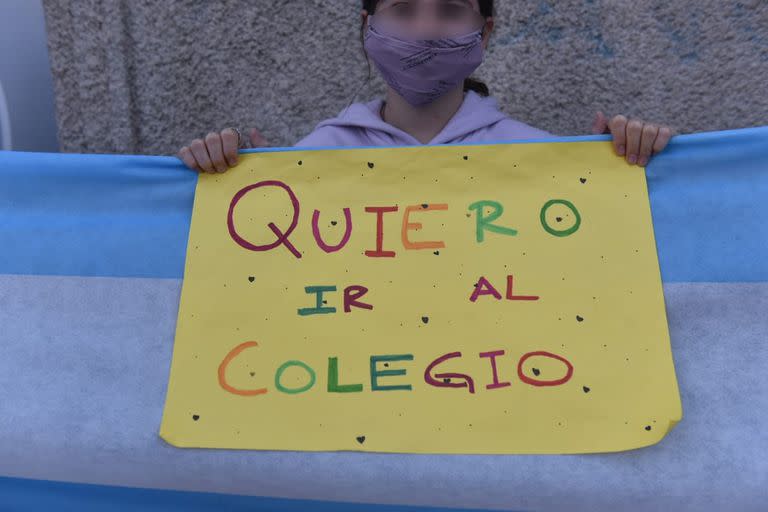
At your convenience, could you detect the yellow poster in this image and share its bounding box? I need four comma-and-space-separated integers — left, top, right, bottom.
159, 141, 682, 454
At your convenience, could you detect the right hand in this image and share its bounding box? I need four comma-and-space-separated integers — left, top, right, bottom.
177, 128, 269, 173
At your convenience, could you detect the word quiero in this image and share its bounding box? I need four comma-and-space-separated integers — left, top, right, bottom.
218, 341, 574, 396
227, 180, 582, 258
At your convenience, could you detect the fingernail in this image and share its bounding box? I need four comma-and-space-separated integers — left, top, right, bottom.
617, 145, 625, 155
637, 156, 647, 166
628, 154, 637, 164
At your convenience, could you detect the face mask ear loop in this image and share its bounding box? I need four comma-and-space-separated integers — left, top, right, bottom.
338, 21, 375, 118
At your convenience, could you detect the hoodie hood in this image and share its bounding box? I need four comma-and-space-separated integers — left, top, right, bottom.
320, 90, 507, 144
294, 90, 553, 148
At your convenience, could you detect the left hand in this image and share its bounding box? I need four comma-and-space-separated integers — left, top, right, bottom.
592, 111, 674, 167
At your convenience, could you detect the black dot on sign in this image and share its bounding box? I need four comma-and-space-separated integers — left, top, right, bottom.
356, 435, 366, 444
331, 221, 338, 226
248, 276, 255, 283
192, 414, 200, 421
322, 300, 327, 305
463, 155, 469, 160
580, 178, 587, 184
421, 316, 429, 324
466, 213, 471, 217
443, 378, 451, 384
421, 203, 429, 209
433, 250, 440, 256
532, 368, 541, 376
583, 386, 591, 393
645, 425, 652, 431
384, 363, 389, 368
250, 371, 255, 377
367, 162, 375, 169
556, 217, 563, 222
576, 315, 584, 322
297, 160, 303, 166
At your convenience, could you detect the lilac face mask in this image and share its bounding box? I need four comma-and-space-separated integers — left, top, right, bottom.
363, 17, 485, 107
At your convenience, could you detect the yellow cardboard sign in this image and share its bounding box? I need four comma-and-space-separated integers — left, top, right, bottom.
159, 141, 682, 454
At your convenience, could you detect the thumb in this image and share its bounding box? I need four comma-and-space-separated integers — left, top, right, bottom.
248, 128, 270, 148
591, 111, 610, 135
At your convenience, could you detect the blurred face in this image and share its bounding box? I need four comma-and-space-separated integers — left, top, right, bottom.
369, 0, 491, 41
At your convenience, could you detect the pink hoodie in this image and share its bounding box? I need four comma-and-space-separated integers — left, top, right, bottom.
293, 90, 556, 148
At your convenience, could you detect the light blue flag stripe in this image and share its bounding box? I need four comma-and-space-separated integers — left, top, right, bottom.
0, 125, 766, 281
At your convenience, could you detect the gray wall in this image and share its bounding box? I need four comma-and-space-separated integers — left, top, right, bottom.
42, 0, 768, 156
0, 0, 59, 152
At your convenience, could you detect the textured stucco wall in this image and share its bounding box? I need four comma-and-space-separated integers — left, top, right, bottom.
42, 0, 768, 155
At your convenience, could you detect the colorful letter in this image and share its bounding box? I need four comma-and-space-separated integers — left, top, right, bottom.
227, 180, 302, 258
312, 208, 353, 253
275, 360, 316, 394
297, 285, 337, 316
467, 200, 518, 243
218, 341, 268, 396
401, 203, 448, 250
344, 285, 374, 313
371, 354, 414, 391
327, 357, 363, 393
364, 206, 399, 257
480, 350, 511, 389
469, 276, 502, 302
540, 199, 581, 237
424, 352, 475, 394
506, 275, 539, 301
517, 351, 574, 387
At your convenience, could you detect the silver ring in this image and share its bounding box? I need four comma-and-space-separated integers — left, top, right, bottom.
228, 127, 243, 148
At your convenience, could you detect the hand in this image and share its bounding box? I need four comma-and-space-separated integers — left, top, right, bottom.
592, 111, 674, 167
177, 128, 270, 173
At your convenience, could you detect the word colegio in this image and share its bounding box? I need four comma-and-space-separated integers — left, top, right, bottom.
226, 179, 582, 259
217, 341, 575, 397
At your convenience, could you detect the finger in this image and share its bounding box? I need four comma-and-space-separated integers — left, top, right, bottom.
221, 128, 240, 167
177, 146, 200, 172
636, 124, 659, 166
205, 132, 228, 173
190, 138, 215, 173
249, 128, 270, 148
652, 126, 673, 154
609, 115, 627, 156
591, 111, 609, 135
624, 119, 644, 164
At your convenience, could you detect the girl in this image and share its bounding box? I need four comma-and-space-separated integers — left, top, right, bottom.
178, 0, 674, 173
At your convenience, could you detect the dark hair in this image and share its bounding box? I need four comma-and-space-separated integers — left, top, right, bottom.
360, 0, 495, 97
